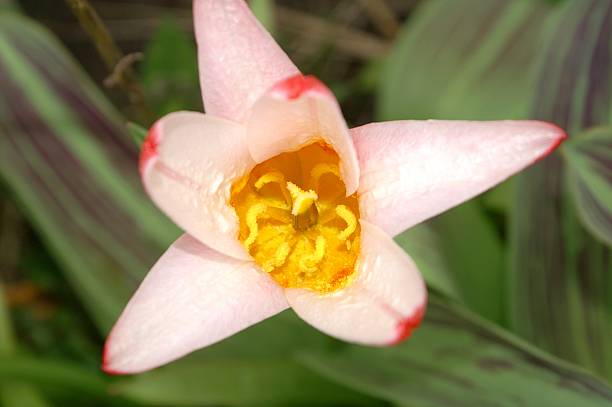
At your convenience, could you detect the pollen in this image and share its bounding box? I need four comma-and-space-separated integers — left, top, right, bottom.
230, 142, 360, 293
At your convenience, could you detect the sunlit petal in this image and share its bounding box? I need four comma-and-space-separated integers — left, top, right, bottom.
103, 234, 288, 374
193, 0, 300, 122
353, 120, 567, 236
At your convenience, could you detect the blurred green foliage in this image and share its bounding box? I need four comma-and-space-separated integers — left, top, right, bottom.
565, 126, 612, 246
0, 0, 611, 406
140, 20, 202, 117
508, 0, 612, 379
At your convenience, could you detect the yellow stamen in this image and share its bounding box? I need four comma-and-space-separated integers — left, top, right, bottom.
243, 203, 268, 250
310, 163, 340, 190
254, 171, 291, 209
263, 241, 291, 272
335, 205, 357, 241
300, 235, 326, 272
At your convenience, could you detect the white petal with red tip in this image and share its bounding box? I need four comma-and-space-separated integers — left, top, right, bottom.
141, 111, 253, 260
193, 0, 300, 122
352, 120, 567, 236
103, 234, 288, 374
247, 75, 360, 195
285, 221, 427, 346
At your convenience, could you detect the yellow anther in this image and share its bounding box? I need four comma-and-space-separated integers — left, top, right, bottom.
335, 205, 357, 241
254, 171, 291, 207
310, 163, 340, 190
299, 235, 326, 272
263, 241, 291, 272
243, 203, 268, 250
287, 182, 318, 216
313, 235, 326, 262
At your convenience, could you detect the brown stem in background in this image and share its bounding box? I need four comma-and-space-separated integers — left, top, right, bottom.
358, 0, 400, 39
64, 0, 153, 125
0, 200, 25, 283
277, 6, 390, 60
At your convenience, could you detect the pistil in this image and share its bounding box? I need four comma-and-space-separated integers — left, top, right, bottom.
287, 182, 319, 231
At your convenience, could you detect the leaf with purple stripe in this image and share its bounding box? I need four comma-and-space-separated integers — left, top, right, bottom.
509, 0, 612, 381
300, 298, 612, 407
0, 13, 179, 332
564, 127, 612, 246
378, 0, 553, 324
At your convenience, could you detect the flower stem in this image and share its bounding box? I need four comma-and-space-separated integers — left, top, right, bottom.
64, 0, 153, 125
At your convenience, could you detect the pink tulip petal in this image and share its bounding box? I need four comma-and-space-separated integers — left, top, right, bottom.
103, 234, 288, 374
141, 111, 254, 260
193, 0, 300, 122
285, 221, 427, 345
352, 120, 567, 236
247, 74, 360, 195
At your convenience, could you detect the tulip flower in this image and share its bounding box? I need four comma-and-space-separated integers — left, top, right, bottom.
102, 0, 567, 374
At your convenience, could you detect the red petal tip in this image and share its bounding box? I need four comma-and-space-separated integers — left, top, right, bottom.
390, 303, 426, 345
534, 122, 568, 163
139, 123, 161, 176
271, 74, 330, 100
101, 365, 125, 376
101, 333, 127, 376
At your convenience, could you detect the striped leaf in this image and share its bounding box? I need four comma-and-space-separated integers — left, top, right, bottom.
377, 0, 550, 323
0, 12, 179, 332
564, 127, 612, 246
114, 358, 378, 406
300, 297, 612, 407
378, 0, 551, 121
509, 0, 612, 380
395, 224, 460, 299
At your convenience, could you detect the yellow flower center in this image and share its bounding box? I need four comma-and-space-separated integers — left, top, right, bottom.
230, 142, 360, 293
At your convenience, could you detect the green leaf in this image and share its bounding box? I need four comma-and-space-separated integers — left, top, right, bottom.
1, 384, 49, 407
378, 0, 552, 121
431, 202, 505, 323
0, 286, 50, 407
300, 297, 612, 407
395, 224, 460, 299
529, 0, 612, 134
250, 0, 276, 34
140, 19, 202, 116
0, 285, 12, 354
0, 355, 119, 404
0, 13, 179, 332
127, 122, 147, 147
563, 126, 612, 246
378, 0, 531, 323
0, 219, 50, 407
509, 0, 612, 380
116, 358, 377, 406
0, 1, 18, 12
482, 179, 515, 214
